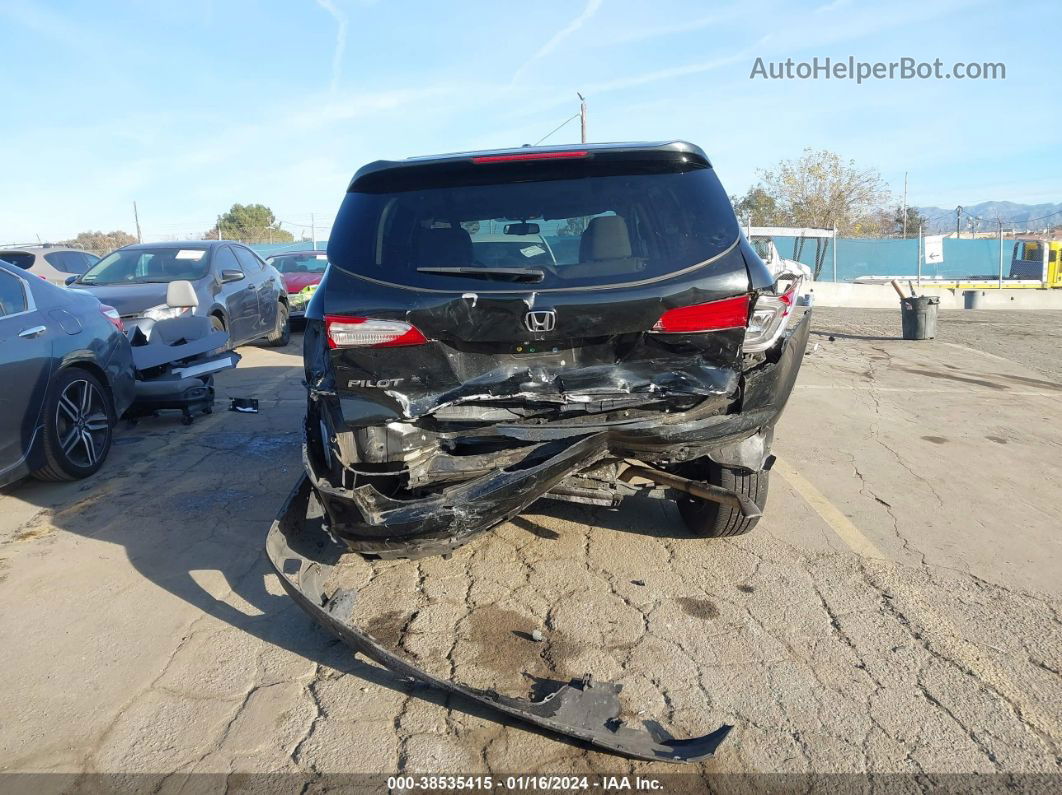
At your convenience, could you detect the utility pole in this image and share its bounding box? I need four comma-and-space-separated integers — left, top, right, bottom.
917, 224, 922, 287
956, 206, 962, 239
998, 220, 1004, 289
133, 201, 142, 243
901, 172, 908, 239
577, 92, 587, 144
311, 213, 317, 250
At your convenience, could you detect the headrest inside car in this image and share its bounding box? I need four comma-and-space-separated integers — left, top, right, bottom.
580, 216, 632, 261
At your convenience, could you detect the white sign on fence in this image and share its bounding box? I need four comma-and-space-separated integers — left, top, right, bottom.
924, 235, 945, 265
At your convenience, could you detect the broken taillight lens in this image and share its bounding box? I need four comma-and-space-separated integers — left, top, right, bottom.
742, 283, 799, 353
651, 294, 750, 333
325, 315, 429, 349
99, 304, 125, 333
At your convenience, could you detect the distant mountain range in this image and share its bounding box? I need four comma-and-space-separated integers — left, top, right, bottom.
914, 201, 1062, 233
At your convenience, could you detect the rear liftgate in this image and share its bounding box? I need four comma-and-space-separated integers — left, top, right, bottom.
267, 474, 734, 763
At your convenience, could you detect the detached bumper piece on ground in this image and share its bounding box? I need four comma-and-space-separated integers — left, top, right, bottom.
266, 476, 733, 763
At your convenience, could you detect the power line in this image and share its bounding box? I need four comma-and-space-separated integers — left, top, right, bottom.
533, 113, 580, 146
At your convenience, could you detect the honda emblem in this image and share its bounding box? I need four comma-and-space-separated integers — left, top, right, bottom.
525, 309, 556, 333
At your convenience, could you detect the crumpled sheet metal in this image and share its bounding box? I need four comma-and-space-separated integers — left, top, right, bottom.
265, 475, 733, 763
305, 432, 612, 555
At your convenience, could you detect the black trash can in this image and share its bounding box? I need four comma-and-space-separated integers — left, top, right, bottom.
900, 296, 939, 340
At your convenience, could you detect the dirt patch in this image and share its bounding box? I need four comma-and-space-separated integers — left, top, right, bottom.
675, 597, 719, 619
14, 523, 55, 543
364, 610, 410, 648
465, 607, 548, 672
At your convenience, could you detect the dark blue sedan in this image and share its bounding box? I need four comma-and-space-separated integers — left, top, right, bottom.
0, 259, 135, 485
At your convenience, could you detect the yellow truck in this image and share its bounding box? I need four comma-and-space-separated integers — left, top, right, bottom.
1009, 239, 1062, 286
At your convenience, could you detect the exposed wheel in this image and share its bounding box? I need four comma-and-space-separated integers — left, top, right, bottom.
675, 460, 769, 537
32, 369, 115, 481
265, 302, 290, 347
210, 314, 225, 333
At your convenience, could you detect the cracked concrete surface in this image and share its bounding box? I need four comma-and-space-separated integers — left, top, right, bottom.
0, 311, 1059, 781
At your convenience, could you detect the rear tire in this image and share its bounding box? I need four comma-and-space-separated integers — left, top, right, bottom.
675, 460, 769, 537
32, 369, 115, 481
265, 302, 290, 347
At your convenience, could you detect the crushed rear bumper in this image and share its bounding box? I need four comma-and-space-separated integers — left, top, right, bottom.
306, 311, 810, 555
265, 475, 733, 763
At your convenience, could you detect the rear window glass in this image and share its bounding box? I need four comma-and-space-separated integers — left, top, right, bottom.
328, 164, 739, 290
44, 250, 92, 274
0, 252, 35, 270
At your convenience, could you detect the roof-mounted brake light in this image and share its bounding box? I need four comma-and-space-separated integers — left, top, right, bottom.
472, 151, 589, 164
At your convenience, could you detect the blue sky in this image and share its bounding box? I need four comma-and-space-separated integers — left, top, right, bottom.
1, 0, 1058, 242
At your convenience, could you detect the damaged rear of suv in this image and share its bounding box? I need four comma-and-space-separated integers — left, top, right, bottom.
301, 141, 810, 556
268, 140, 810, 762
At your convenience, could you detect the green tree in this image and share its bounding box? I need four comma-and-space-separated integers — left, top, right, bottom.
891, 206, 928, 238
759, 148, 889, 235
202, 203, 294, 243
731, 187, 784, 226
60, 230, 137, 255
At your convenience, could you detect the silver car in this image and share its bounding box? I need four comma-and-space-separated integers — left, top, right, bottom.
0, 246, 100, 285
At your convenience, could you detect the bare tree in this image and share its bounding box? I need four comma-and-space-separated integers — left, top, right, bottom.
759, 148, 890, 235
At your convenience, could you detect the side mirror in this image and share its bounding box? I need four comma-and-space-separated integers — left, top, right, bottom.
166, 280, 199, 308
64, 275, 78, 286
220, 269, 245, 284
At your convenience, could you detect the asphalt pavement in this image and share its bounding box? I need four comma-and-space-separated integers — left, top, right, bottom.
0, 310, 1059, 786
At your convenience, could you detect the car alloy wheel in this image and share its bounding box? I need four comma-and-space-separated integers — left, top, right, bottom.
55, 378, 112, 469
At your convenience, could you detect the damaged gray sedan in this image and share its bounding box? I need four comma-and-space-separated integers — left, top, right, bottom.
267, 140, 810, 761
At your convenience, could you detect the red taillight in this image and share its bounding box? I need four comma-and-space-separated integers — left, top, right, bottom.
99, 304, 125, 333
651, 295, 751, 333
324, 315, 429, 349
472, 150, 589, 164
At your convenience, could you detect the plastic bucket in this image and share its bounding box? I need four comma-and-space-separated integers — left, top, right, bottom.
900, 296, 939, 340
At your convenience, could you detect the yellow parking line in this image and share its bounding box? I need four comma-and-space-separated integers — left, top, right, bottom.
773, 456, 885, 559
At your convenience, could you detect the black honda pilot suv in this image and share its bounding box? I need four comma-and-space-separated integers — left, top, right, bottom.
301, 141, 810, 558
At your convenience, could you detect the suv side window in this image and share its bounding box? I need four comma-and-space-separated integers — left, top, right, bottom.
234, 247, 264, 272
44, 251, 91, 274
0, 271, 29, 316
213, 246, 241, 273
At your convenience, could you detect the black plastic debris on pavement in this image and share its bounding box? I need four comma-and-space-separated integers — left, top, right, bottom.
229, 398, 260, 414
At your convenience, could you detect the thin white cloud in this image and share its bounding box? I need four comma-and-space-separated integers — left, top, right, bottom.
315, 0, 349, 92
815, 0, 851, 13
511, 0, 603, 84
602, 5, 745, 46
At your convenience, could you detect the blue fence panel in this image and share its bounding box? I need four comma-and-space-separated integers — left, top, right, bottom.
773, 236, 1013, 281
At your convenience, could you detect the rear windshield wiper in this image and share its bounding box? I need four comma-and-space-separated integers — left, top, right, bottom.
416, 266, 544, 283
